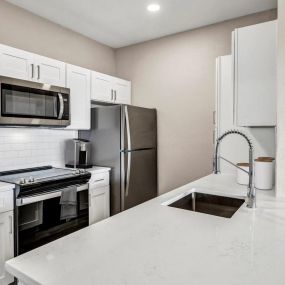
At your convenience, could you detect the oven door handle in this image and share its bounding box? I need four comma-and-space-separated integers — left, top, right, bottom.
16, 184, 88, 206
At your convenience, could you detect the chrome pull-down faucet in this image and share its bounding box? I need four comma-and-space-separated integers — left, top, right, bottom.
213, 130, 256, 208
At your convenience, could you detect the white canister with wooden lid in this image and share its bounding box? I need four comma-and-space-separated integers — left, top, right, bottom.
236, 163, 249, 185
254, 157, 275, 190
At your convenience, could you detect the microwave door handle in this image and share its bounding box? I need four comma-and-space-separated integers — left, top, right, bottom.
58, 93, 64, 119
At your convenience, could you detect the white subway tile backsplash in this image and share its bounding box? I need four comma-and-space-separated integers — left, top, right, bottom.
0, 128, 77, 171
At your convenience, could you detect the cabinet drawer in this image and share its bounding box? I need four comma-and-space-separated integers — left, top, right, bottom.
89, 172, 109, 188
0, 190, 13, 213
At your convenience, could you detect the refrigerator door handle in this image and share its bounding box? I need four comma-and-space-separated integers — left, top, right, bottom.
125, 151, 131, 196
124, 106, 132, 197
125, 106, 132, 150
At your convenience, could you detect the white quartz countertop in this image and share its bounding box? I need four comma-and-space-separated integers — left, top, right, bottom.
86, 166, 111, 174
6, 174, 285, 285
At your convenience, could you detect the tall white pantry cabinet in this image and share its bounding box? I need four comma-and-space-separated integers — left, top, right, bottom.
215, 20, 277, 174
233, 20, 277, 127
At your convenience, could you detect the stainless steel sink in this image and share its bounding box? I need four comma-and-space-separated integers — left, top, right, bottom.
167, 192, 245, 218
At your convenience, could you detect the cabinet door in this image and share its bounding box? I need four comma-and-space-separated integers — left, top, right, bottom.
91, 71, 113, 102
0, 211, 14, 285
66, 64, 91, 130
34, 55, 66, 87
89, 186, 110, 225
113, 78, 131, 104
0, 44, 32, 80
234, 20, 277, 126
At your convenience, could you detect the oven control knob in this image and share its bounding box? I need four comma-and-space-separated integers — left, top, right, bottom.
19, 178, 26, 184
28, 176, 35, 183
80, 169, 86, 174
75, 169, 80, 175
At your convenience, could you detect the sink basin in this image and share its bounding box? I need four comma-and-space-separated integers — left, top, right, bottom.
167, 192, 245, 218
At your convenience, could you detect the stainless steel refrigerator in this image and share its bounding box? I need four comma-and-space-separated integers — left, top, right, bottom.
79, 104, 157, 215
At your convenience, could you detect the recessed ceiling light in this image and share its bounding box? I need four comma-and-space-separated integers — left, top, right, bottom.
147, 4, 160, 12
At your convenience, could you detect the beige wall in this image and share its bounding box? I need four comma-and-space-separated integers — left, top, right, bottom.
276, 1, 285, 196
0, 0, 116, 75
115, 10, 277, 195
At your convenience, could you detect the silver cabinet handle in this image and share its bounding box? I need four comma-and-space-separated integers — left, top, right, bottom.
111, 89, 114, 101
31, 63, 35, 79
94, 179, 104, 182
57, 93, 64, 119
9, 215, 13, 234
213, 111, 216, 125
114, 90, 117, 101
37, 65, 40, 80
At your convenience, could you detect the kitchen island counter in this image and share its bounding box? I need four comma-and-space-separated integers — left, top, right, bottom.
5, 174, 285, 285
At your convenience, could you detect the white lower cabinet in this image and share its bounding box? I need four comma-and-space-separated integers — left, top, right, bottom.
66, 64, 91, 130
0, 211, 14, 285
89, 186, 110, 225
88, 169, 110, 225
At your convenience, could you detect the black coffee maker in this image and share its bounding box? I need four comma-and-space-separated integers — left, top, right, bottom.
65, 139, 92, 168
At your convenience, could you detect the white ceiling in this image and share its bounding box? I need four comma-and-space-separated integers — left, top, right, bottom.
6, 0, 277, 48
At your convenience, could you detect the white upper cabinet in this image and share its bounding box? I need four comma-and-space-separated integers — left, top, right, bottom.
113, 78, 131, 104
34, 55, 66, 87
0, 44, 32, 80
233, 20, 277, 127
0, 44, 66, 87
91, 71, 131, 104
66, 64, 91, 130
91, 71, 113, 102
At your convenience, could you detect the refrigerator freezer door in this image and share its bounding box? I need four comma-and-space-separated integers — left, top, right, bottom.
121, 148, 157, 210
123, 105, 157, 151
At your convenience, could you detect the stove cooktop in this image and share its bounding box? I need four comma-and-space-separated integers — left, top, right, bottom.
0, 166, 88, 186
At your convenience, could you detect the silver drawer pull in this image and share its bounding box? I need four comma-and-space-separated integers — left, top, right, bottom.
94, 178, 104, 182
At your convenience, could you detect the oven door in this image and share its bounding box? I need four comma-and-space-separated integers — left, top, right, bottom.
16, 184, 89, 255
0, 76, 70, 126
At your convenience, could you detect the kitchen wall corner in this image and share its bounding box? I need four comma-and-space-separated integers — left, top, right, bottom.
276, 0, 285, 197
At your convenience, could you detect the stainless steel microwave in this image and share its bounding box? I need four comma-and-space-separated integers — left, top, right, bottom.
0, 76, 70, 127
